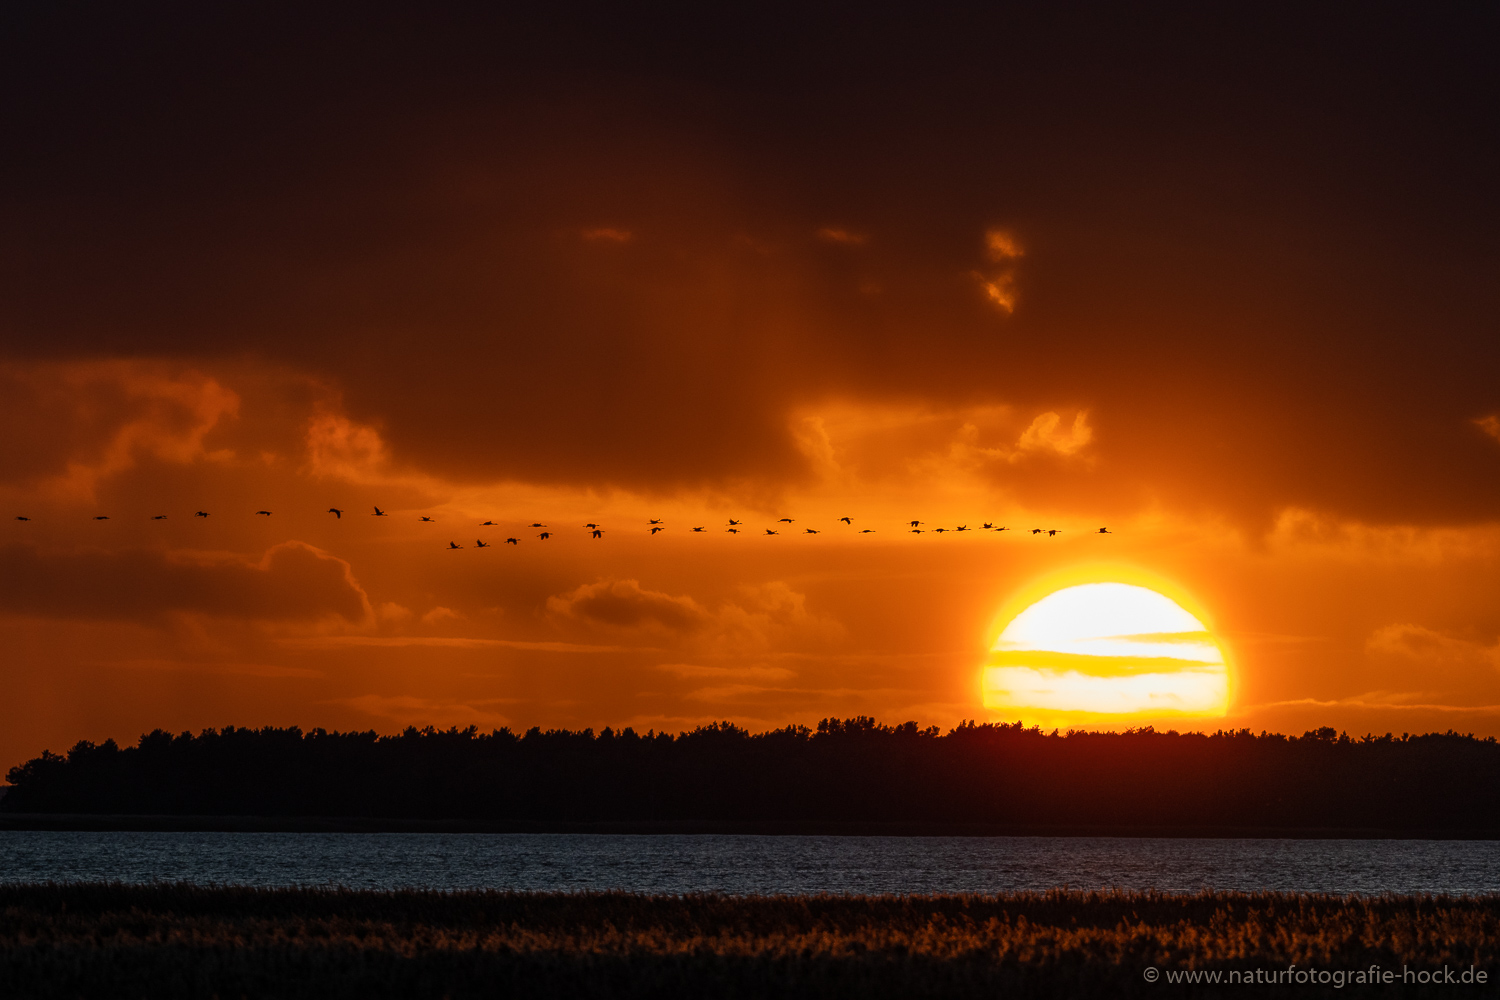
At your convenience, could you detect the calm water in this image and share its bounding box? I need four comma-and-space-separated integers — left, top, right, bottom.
3, 832, 1499, 895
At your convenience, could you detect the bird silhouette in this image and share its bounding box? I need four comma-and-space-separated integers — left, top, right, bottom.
255, 510, 272, 516
650, 526, 664, 535
981, 523, 994, 529
372, 507, 388, 516
1048, 529, 1062, 536
539, 532, 552, 540
839, 517, 852, 524
328, 508, 343, 518
448, 541, 463, 549
909, 520, 923, 528
1097, 527, 1112, 534
727, 519, 742, 526
529, 523, 547, 528
93, 516, 109, 521
777, 518, 794, 523
584, 523, 601, 529
994, 526, 1009, 532
481, 520, 497, 526
955, 525, 969, 532
1031, 528, 1043, 534
151, 515, 167, 520
195, 511, 209, 518
933, 527, 948, 533
591, 529, 604, 539
14, 516, 30, 521
726, 528, 740, 534
476, 539, 490, 548
691, 526, 706, 532
911, 529, 923, 534
859, 529, 876, 533
506, 537, 519, 545
765, 529, 779, 535
419, 516, 435, 522
648, 519, 663, 525
804, 528, 820, 534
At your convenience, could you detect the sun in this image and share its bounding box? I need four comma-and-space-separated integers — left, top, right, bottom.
982, 581, 1229, 729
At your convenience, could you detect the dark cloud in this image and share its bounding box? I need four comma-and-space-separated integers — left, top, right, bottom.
0, 541, 369, 623
0, 2, 1496, 524
548, 579, 709, 633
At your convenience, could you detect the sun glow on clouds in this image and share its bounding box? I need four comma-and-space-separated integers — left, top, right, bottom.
983, 583, 1229, 727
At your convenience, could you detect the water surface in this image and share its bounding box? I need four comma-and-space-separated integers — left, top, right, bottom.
2, 832, 1496, 895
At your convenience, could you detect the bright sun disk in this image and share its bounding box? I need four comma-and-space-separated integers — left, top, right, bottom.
982, 582, 1229, 728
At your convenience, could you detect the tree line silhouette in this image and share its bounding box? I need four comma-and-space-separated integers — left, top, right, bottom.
6, 718, 1499, 832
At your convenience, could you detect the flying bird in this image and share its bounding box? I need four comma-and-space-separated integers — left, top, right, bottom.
955, 525, 969, 532
727, 519, 742, 526
650, 526, 664, 535
529, 523, 547, 528
1048, 529, 1062, 536
372, 507, 388, 516
419, 516, 435, 522
691, 526, 706, 532
981, 523, 994, 529
151, 515, 167, 520
14, 516, 29, 521
726, 528, 740, 534
765, 529, 779, 535
909, 520, 923, 528
1097, 527, 1112, 534
933, 527, 948, 533
648, 519, 663, 525
994, 527, 1009, 532
481, 520, 497, 526
859, 529, 876, 533
476, 539, 490, 548
591, 529, 604, 539
195, 511, 210, 518
584, 523, 600, 529
777, 518, 794, 523
255, 510, 272, 516
839, 517, 852, 524
910, 529, 923, 534
93, 516, 109, 521
506, 537, 519, 545
539, 532, 552, 540
804, 528, 820, 534
448, 541, 463, 549
1031, 528, 1044, 535
328, 508, 343, 518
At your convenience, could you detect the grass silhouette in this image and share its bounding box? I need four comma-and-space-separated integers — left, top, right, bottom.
0, 883, 1496, 997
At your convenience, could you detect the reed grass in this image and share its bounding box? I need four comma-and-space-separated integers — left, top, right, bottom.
1, 883, 1495, 997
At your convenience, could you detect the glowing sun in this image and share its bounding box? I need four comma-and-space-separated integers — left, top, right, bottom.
982, 582, 1229, 728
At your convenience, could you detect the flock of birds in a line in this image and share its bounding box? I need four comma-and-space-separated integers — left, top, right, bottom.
11, 507, 1114, 548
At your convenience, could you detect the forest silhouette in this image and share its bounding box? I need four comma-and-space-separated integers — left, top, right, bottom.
5, 718, 1498, 833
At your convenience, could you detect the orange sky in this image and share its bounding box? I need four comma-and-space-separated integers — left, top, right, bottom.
2, 3, 1499, 769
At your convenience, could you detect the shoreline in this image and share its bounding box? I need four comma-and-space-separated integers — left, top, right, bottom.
4, 812, 1500, 838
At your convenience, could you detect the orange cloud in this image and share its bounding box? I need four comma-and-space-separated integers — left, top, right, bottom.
340, 694, 511, 729
1016, 411, 1093, 459
1366, 624, 1500, 679
581, 227, 633, 243
0, 540, 369, 624
974, 228, 1024, 312
0, 361, 239, 498
305, 412, 391, 482
816, 227, 868, 246
548, 579, 710, 633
